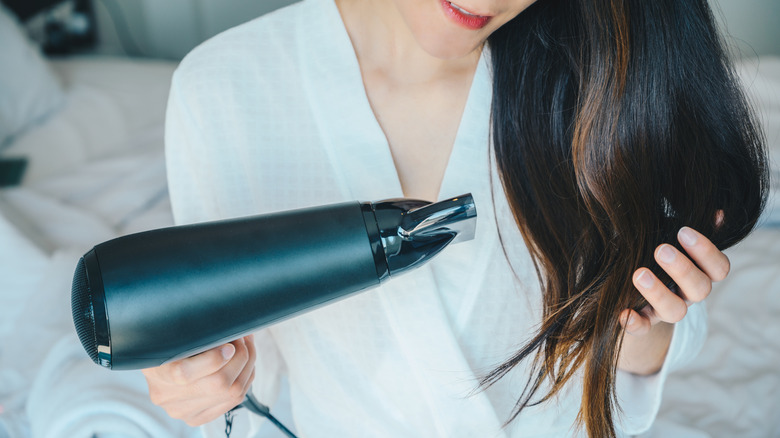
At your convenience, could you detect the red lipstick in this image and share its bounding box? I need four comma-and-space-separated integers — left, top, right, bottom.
440, 0, 492, 30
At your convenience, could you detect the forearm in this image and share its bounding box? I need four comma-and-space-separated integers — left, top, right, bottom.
617, 321, 675, 375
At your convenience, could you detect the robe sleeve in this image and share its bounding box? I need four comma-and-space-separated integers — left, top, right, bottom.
164, 67, 223, 226
164, 64, 288, 438
613, 301, 708, 436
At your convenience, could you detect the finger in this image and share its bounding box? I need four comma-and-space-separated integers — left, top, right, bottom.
236, 334, 257, 393
155, 364, 251, 424
200, 366, 255, 421
654, 243, 713, 304
633, 268, 688, 323
196, 337, 251, 397
238, 335, 257, 389
619, 308, 652, 336
158, 394, 222, 423
230, 347, 256, 401
185, 358, 255, 427
164, 343, 236, 385
175, 372, 254, 426
215, 336, 256, 411
186, 399, 246, 427
246, 367, 256, 391
677, 227, 730, 282
141, 344, 235, 390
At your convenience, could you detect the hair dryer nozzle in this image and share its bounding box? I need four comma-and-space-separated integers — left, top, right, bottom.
400, 194, 477, 244
370, 194, 476, 277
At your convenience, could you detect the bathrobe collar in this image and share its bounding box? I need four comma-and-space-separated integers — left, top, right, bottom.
295, 0, 506, 435
295, 0, 493, 205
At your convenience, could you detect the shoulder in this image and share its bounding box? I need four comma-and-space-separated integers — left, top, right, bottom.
171, 1, 310, 97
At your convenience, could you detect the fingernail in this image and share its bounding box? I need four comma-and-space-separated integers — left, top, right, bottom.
657, 245, 677, 264
221, 344, 235, 361
636, 270, 655, 289
679, 227, 698, 247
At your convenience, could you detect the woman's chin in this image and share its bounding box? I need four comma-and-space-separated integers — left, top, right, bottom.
415, 32, 487, 60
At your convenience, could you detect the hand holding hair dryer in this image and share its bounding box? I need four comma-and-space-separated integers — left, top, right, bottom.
71, 194, 476, 370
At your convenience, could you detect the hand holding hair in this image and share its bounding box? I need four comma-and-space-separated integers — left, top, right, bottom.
619, 221, 730, 375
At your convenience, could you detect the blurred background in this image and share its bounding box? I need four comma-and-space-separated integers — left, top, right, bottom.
6, 0, 780, 60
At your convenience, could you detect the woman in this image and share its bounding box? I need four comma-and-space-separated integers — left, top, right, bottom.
145, 0, 767, 436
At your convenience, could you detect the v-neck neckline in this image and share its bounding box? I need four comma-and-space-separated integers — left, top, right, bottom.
291, 3, 507, 433
296, 0, 492, 203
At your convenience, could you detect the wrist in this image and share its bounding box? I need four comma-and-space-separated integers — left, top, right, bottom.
617, 321, 674, 375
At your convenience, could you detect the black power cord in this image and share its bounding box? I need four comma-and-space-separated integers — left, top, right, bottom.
224, 390, 298, 438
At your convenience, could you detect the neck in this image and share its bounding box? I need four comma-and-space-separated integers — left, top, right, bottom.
335, 0, 482, 85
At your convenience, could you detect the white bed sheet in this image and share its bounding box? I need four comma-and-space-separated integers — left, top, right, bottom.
0, 54, 778, 438
0, 57, 185, 437
647, 227, 780, 438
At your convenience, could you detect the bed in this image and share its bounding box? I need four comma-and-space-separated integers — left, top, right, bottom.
1, 3, 778, 437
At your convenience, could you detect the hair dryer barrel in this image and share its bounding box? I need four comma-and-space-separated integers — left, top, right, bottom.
71, 194, 476, 370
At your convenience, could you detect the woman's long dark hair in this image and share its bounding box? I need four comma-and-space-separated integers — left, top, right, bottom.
484, 0, 768, 436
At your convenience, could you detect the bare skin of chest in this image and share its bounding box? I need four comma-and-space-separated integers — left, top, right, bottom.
361, 68, 476, 202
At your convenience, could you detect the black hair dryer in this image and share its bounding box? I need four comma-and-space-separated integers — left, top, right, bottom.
71, 194, 476, 370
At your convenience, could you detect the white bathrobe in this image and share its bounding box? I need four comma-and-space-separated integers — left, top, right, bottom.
164, 0, 707, 436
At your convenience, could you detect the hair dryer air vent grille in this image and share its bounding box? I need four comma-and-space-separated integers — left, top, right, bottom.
71, 256, 99, 364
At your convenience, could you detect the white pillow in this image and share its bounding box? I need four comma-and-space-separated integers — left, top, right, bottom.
0, 4, 65, 147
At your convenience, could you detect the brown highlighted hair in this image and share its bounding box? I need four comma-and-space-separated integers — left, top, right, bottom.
484, 0, 768, 436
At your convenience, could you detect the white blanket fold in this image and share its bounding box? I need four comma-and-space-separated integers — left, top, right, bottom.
26, 336, 200, 438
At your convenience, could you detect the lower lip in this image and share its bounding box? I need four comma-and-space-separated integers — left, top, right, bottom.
439, 0, 492, 30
